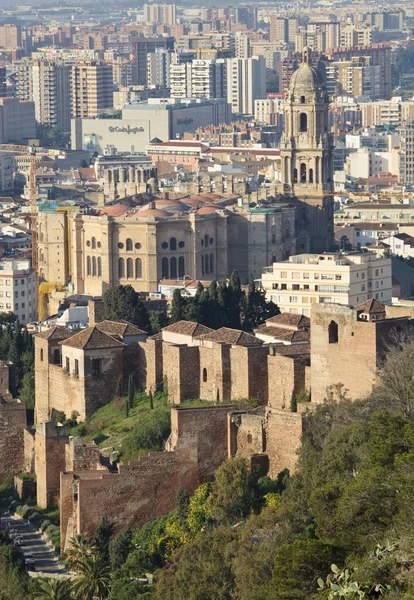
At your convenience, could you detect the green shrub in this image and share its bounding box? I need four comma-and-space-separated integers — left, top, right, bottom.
121, 407, 171, 462
40, 519, 51, 532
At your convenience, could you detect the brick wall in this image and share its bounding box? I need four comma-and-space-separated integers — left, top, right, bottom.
164, 344, 200, 404
88, 299, 104, 326
0, 401, 26, 483
264, 409, 303, 477
61, 405, 235, 549
23, 428, 35, 473
268, 354, 308, 410
198, 344, 230, 401
136, 339, 163, 394
35, 422, 69, 508
311, 304, 410, 403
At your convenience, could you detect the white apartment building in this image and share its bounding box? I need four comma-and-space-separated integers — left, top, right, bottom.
170, 59, 226, 100
226, 56, 266, 116
262, 252, 392, 316
0, 259, 37, 323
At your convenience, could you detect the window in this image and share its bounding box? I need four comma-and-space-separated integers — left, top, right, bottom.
281, 283, 287, 290
335, 275, 342, 281
309, 168, 314, 183
178, 256, 185, 278
6, 292, 10, 298
97, 257, 102, 277
292, 284, 300, 291
170, 237, 177, 251
14, 292, 18, 298
303, 273, 309, 279
74, 359, 79, 377
66, 357, 70, 372
328, 320, 338, 344
53, 349, 60, 365
118, 242, 124, 249
126, 238, 133, 251
127, 258, 133, 278
135, 258, 142, 279
161, 241, 168, 249
92, 256, 96, 276
281, 271, 287, 278
92, 237, 96, 249
300, 162, 307, 183
289, 296, 298, 302
135, 242, 141, 249
299, 112, 307, 132
204, 254, 209, 275
300, 95, 306, 104
170, 256, 177, 279
204, 234, 209, 249
292, 272, 300, 279
118, 257, 125, 279
271, 225, 276, 244
202, 368, 207, 382
162, 257, 169, 279
209, 254, 214, 275
91, 358, 101, 377
40, 348, 44, 362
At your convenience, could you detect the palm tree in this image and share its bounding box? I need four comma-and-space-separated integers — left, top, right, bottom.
64, 534, 97, 570
71, 554, 111, 600
29, 577, 72, 600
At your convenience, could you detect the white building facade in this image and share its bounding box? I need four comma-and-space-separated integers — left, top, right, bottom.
262, 252, 392, 316
0, 259, 37, 323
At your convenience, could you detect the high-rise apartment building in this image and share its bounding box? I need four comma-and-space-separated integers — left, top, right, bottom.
325, 44, 391, 99
399, 120, 414, 186
147, 49, 172, 88
143, 4, 176, 25
270, 17, 288, 44
132, 36, 175, 85
32, 60, 72, 131
226, 56, 266, 115
235, 33, 250, 59
0, 25, 22, 49
71, 62, 113, 119
170, 59, 226, 99
14, 58, 72, 131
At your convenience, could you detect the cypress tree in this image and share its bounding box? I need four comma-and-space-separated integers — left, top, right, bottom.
128, 374, 135, 408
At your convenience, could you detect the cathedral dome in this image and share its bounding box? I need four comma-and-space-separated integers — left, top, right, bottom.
289, 47, 323, 95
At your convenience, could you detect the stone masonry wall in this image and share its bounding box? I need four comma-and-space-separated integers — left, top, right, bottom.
61, 405, 234, 548
0, 402, 27, 483
265, 409, 303, 477
164, 344, 200, 404
268, 354, 308, 410
137, 338, 163, 394
35, 422, 69, 508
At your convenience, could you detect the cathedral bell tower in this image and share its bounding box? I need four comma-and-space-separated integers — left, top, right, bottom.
280, 47, 334, 253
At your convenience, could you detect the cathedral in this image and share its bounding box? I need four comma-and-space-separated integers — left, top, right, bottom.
279, 47, 334, 253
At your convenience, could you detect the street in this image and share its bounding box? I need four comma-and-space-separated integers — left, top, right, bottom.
1, 512, 67, 577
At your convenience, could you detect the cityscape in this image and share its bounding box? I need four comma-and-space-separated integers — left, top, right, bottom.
0, 0, 413, 598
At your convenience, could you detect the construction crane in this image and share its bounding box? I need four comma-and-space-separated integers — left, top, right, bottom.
28, 146, 38, 288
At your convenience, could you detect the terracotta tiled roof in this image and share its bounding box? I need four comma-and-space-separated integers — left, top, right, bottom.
95, 320, 146, 337
59, 326, 125, 350
196, 327, 263, 346
162, 320, 213, 337
148, 332, 162, 340
37, 326, 73, 341
265, 313, 310, 330
356, 299, 386, 314
254, 325, 310, 343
